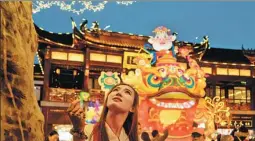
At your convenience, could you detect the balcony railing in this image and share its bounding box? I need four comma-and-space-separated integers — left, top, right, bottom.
225, 100, 251, 110
205, 97, 252, 111
49, 88, 105, 103
49, 88, 80, 103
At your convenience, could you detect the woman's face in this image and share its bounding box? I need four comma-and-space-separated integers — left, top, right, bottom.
107, 85, 135, 113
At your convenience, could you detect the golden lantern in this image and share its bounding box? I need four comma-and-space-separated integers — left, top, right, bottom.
56, 68, 60, 74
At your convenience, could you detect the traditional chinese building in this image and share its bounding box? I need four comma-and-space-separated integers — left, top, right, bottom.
33, 20, 255, 138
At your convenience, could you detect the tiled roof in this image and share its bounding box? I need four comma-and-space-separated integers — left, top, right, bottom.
202, 48, 250, 64
34, 23, 209, 61
84, 30, 147, 48
34, 23, 73, 45
35, 23, 208, 52
34, 23, 252, 66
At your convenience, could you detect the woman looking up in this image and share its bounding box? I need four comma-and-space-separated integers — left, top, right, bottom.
67, 83, 139, 141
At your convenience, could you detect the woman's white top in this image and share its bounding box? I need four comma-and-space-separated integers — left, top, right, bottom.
105, 122, 129, 141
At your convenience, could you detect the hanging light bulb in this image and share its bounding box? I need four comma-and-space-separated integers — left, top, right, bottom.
73, 70, 77, 76
56, 68, 60, 74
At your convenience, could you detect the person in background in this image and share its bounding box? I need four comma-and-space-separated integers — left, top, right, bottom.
152, 130, 159, 139
191, 128, 205, 141
45, 130, 59, 141
233, 125, 249, 141
231, 124, 240, 138
141, 132, 151, 141
217, 134, 222, 141
221, 135, 234, 141
138, 122, 143, 141
151, 129, 169, 141
138, 122, 142, 134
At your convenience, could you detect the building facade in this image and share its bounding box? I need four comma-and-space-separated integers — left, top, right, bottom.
33, 21, 255, 137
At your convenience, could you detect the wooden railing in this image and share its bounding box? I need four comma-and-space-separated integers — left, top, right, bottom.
226, 102, 251, 110
48, 88, 105, 103
49, 88, 80, 103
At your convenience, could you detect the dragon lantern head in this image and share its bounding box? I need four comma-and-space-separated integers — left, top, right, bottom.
121, 53, 206, 137
121, 51, 206, 99
121, 45, 206, 138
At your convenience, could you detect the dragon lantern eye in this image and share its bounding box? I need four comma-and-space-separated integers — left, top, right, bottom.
158, 68, 165, 73
147, 74, 162, 88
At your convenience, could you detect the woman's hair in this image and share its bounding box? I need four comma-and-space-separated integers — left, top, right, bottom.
141, 132, 151, 141
90, 83, 139, 141
45, 130, 58, 141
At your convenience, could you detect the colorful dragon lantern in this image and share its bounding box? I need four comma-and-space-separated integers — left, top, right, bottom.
121, 26, 213, 140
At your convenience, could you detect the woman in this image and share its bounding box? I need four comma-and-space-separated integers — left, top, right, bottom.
67, 83, 139, 141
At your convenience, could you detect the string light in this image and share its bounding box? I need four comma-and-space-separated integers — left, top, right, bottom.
32, 1, 136, 15
201, 61, 255, 66
116, 1, 135, 5
37, 24, 72, 35
36, 51, 44, 75
39, 37, 72, 48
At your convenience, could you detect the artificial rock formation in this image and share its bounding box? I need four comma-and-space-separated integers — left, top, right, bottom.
0, 2, 44, 141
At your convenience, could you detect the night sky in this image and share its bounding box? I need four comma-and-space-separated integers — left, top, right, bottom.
33, 2, 255, 63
